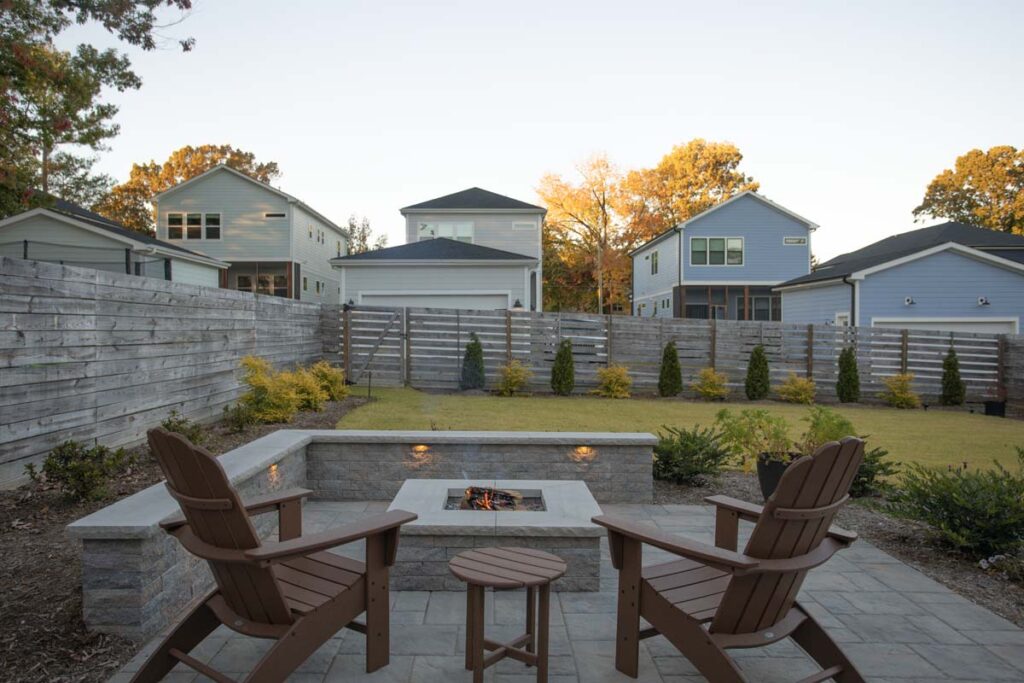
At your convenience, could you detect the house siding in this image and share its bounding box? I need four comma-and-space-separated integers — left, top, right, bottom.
342, 264, 529, 309
858, 249, 1024, 327
631, 232, 679, 317
0, 214, 130, 274
682, 194, 811, 283
155, 170, 292, 261
291, 204, 344, 304
171, 259, 221, 287
779, 281, 852, 325
404, 212, 542, 259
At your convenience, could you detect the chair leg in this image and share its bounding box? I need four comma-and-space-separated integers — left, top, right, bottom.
130, 593, 221, 683
365, 534, 391, 673
791, 607, 866, 683
614, 536, 642, 677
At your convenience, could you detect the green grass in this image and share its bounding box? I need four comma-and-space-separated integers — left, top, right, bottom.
338, 387, 1024, 470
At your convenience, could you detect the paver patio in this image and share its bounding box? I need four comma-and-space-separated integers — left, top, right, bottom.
111, 501, 1024, 682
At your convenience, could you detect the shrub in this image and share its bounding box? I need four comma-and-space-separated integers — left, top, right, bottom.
160, 409, 205, 444
796, 406, 855, 455
714, 408, 792, 471
657, 342, 683, 397
776, 372, 816, 404
460, 332, 485, 390
222, 402, 257, 433
890, 450, 1024, 557
691, 367, 730, 401
238, 355, 300, 423
940, 346, 966, 406
836, 346, 860, 403
851, 445, 899, 498
880, 373, 920, 409
653, 425, 732, 485
27, 440, 134, 502
279, 367, 329, 411
551, 339, 575, 396
594, 365, 632, 398
309, 360, 349, 401
497, 360, 533, 396
744, 345, 770, 400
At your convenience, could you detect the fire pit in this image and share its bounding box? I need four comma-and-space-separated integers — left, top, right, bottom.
387, 479, 602, 591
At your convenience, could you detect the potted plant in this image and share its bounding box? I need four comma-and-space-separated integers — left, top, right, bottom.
714, 409, 794, 499
983, 386, 1006, 418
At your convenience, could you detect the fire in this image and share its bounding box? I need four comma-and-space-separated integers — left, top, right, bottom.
461, 486, 521, 511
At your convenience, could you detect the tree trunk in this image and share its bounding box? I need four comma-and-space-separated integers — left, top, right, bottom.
596, 245, 604, 314
41, 145, 50, 195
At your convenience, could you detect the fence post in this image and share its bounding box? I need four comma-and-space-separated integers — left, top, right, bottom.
456, 310, 462, 380
606, 315, 613, 366
709, 320, 717, 369
342, 308, 351, 380
997, 335, 1007, 401
403, 308, 411, 386
22, 240, 28, 260
806, 324, 814, 378
505, 310, 513, 364
900, 329, 909, 374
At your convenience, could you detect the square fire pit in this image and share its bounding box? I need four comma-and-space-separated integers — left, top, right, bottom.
387, 479, 603, 591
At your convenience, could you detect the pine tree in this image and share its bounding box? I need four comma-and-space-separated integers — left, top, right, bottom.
658, 341, 683, 397
836, 346, 861, 403
460, 333, 485, 390
744, 345, 770, 400
550, 339, 575, 396
940, 346, 966, 406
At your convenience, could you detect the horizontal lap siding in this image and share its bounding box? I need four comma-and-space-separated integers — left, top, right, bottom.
0, 256, 323, 486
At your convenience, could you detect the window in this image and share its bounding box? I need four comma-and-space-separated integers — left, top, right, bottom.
265, 212, 286, 218
513, 222, 534, 231
835, 312, 850, 326
236, 275, 253, 292
753, 296, 771, 321
735, 294, 782, 321
418, 221, 473, 243
302, 276, 308, 292
336, 240, 342, 257
691, 237, 743, 265
204, 213, 221, 239
650, 251, 659, 275
256, 274, 273, 295
167, 213, 183, 239
186, 213, 202, 239
784, 236, 807, 245
308, 226, 313, 239
273, 275, 287, 297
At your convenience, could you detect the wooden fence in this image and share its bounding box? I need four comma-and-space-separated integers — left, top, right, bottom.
327, 305, 1013, 404
0, 256, 322, 486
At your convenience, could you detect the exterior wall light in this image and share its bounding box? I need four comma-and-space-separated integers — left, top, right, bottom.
268, 462, 281, 485
904, 297, 915, 306
570, 445, 597, 462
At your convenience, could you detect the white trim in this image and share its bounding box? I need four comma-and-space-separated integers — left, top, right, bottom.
512, 221, 536, 231
851, 242, 1024, 280
835, 311, 851, 326
634, 287, 675, 300
783, 236, 807, 246
680, 190, 819, 230
357, 290, 513, 307
689, 236, 744, 267
773, 277, 845, 292
870, 316, 1019, 334
853, 280, 861, 326
331, 258, 536, 267
680, 280, 780, 286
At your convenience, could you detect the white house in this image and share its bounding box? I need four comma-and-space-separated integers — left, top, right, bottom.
0, 199, 228, 286
331, 188, 545, 310
153, 165, 348, 303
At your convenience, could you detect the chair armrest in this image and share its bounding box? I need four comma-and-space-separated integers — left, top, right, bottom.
592, 514, 759, 574
245, 509, 418, 565
705, 494, 859, 545
160, 487, 312, 532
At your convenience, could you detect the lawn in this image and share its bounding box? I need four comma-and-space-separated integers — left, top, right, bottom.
338, 387, 1024, 470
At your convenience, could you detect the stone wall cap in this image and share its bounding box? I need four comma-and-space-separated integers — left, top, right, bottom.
305, 430, 659, 446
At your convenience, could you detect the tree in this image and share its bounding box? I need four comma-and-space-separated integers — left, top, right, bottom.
745, 345, 770, 400
940, 346, 966, 406
617, 139, 759, 244
913, 146, 1024, 235
658, 341, 683, 397
1, 1, 193, 216
346, 215, 388, 254
836, 346, 861, 403
460, 333, 485, 390
95, 145, 281, 233
550, 339, 575, 396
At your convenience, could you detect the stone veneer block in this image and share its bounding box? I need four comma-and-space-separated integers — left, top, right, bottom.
387, 479, 603, 592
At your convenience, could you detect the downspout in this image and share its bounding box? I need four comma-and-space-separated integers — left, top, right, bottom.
676, 226, 683, 317
842, 276, 856, 326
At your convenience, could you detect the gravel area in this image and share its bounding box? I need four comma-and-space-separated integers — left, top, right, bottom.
0, 397, 366, 683
655, 473, 1024, 628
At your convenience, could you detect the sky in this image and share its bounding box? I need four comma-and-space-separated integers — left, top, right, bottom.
60, 0, 1024, 261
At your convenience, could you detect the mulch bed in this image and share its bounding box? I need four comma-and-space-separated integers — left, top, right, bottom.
655, 474, 1024, 628
0, 397, 367, 683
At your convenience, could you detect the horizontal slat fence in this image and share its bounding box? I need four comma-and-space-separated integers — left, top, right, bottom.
0, 256, 323, 486
332, 306, 1015, 404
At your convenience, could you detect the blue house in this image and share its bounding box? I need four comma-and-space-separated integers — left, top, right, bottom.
776, 222, 1024, 334
630, 191, 816, 319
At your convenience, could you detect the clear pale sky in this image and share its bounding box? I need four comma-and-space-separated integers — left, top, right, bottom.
61, 0, 1023, 261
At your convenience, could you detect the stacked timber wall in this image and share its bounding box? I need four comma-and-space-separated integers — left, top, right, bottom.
328, 305, 1012, 403
0, 257, 322, 485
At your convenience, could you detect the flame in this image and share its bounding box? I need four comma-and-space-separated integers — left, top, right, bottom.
465, 486, 495, 510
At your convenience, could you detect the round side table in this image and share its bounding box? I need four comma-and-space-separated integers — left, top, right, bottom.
448, 547, 567, 683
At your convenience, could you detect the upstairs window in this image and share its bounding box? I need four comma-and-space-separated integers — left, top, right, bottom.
264, 212, 286, 218
418, 221, 473, 243
650, 251, 659, 275
336, 240, 342, 257
186, 213, 202, 239
167, 213, 183, 239
691, 237, 743, 265
167, 212, 218, 239
204, 213, 221, 239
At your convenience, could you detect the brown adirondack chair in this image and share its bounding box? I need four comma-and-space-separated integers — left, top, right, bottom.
594, 437, 866, 683
132, 427, 417, 683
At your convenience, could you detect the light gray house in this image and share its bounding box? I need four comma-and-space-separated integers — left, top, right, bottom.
630, 191, 815, 319
776, 222, 1024, 333
0, 199, 228, 286
153, 165, 348, 303
331, 188, 545, 310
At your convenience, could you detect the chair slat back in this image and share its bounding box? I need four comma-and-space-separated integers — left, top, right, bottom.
148, 428, 293, 625
710, 437, 864, 635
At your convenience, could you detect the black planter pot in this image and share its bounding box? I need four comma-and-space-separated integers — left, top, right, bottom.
984, 400, 1006, 418
756, 456, 792, 500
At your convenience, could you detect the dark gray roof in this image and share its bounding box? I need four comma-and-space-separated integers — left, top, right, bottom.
332, 237, 535, 262
401, 187, 545, 212
49, 198, 214, 259
778, 222, 1024, 288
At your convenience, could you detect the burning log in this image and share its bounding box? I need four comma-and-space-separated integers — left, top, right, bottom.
460, 486, 523, 511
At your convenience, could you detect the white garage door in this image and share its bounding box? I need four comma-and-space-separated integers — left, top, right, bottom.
871, 318, 1019, 334
360, 293, 509, 310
